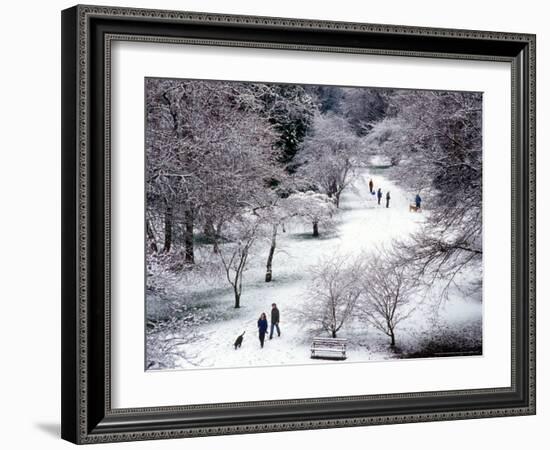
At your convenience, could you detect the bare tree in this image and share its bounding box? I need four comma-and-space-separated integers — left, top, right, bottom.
357, 252, 419, 347
298, 114, 360, 207
257, 187, 340, 282
257, 197, 293, 283
146, 320, 205, 369
301, 254, 363, 338
286, 191, 337, 237
391, 207, 482, 300
146, 78, 281, 266
216, 214, 263, 308
366, 90, 483, 298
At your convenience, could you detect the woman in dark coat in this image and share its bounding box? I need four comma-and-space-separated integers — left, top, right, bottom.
386, 191, 391, 208
257, 313, 268, 348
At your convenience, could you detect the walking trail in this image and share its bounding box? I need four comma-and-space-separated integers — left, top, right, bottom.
165, 170, 426, 369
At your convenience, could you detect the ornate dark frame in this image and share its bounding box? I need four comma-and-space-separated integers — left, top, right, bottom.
61, 4, 536, 445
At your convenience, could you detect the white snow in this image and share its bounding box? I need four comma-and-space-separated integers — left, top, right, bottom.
147, 169, 481, 370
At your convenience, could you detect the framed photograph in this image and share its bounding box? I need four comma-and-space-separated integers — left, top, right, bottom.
61, 4, 536, 444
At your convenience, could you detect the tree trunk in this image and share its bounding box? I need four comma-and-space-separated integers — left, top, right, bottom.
163, 204, 172, 253
265, 225, 277, 282
312, 221, 319, 237
184, 209, 195, 264
329, 180, 338, 198
331, 329, 337, 338
334, 192, 341, 208
213, 220, 224, 254
204, 219, 219, 253
234, 287, 240, 308
204, 219, 214, 240
390, 330, 395, 346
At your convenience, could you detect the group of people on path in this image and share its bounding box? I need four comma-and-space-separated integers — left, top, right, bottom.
368, 178, 391, 208
257, 303, 281, 348
368, 178, 422, 210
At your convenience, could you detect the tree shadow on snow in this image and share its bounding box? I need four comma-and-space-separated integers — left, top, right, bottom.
288, 232, 340, 242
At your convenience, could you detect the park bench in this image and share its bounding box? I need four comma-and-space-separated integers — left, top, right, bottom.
310, 337, 348, 360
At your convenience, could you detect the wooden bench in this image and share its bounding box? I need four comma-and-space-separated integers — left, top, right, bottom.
310, 337, 348, 360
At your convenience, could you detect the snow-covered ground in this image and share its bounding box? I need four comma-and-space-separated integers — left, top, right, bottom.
147, 169, 482, 370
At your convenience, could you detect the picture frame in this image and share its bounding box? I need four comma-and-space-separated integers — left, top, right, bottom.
61, 4, 536, 444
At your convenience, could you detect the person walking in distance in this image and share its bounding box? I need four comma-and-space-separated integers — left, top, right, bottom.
257, 313, 268, 348
377, 188, 382, 205
415, 193, 422, 209
386, 191, 391, 208
270, 303, 281, 339
368, 178, 374, 194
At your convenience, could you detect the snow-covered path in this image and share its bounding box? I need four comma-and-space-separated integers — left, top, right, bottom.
160, 169, 433, 370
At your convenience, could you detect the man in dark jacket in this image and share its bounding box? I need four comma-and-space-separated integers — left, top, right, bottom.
386, 191, 391, 208
415, 193, 422, 209
270, 303, 281, 339
377, 188, 382, 205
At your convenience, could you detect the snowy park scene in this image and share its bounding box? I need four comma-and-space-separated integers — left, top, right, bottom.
145, 78, 483, 371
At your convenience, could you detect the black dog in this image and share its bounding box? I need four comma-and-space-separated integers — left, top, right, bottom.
234, 331, 245, 349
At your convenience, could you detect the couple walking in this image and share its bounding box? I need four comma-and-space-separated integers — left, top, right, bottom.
257, 303, 281, 348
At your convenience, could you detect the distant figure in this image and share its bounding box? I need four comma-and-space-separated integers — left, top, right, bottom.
377, 188, 382, 205
415, 193, 422, 209
270, 303, 281, 339
368, 178, 374, 194
257, 313, 268, 348
386, 191, 391, 208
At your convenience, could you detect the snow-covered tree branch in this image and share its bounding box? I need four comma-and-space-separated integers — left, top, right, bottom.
356, 251, 420, 347
301, 254, 363, 338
